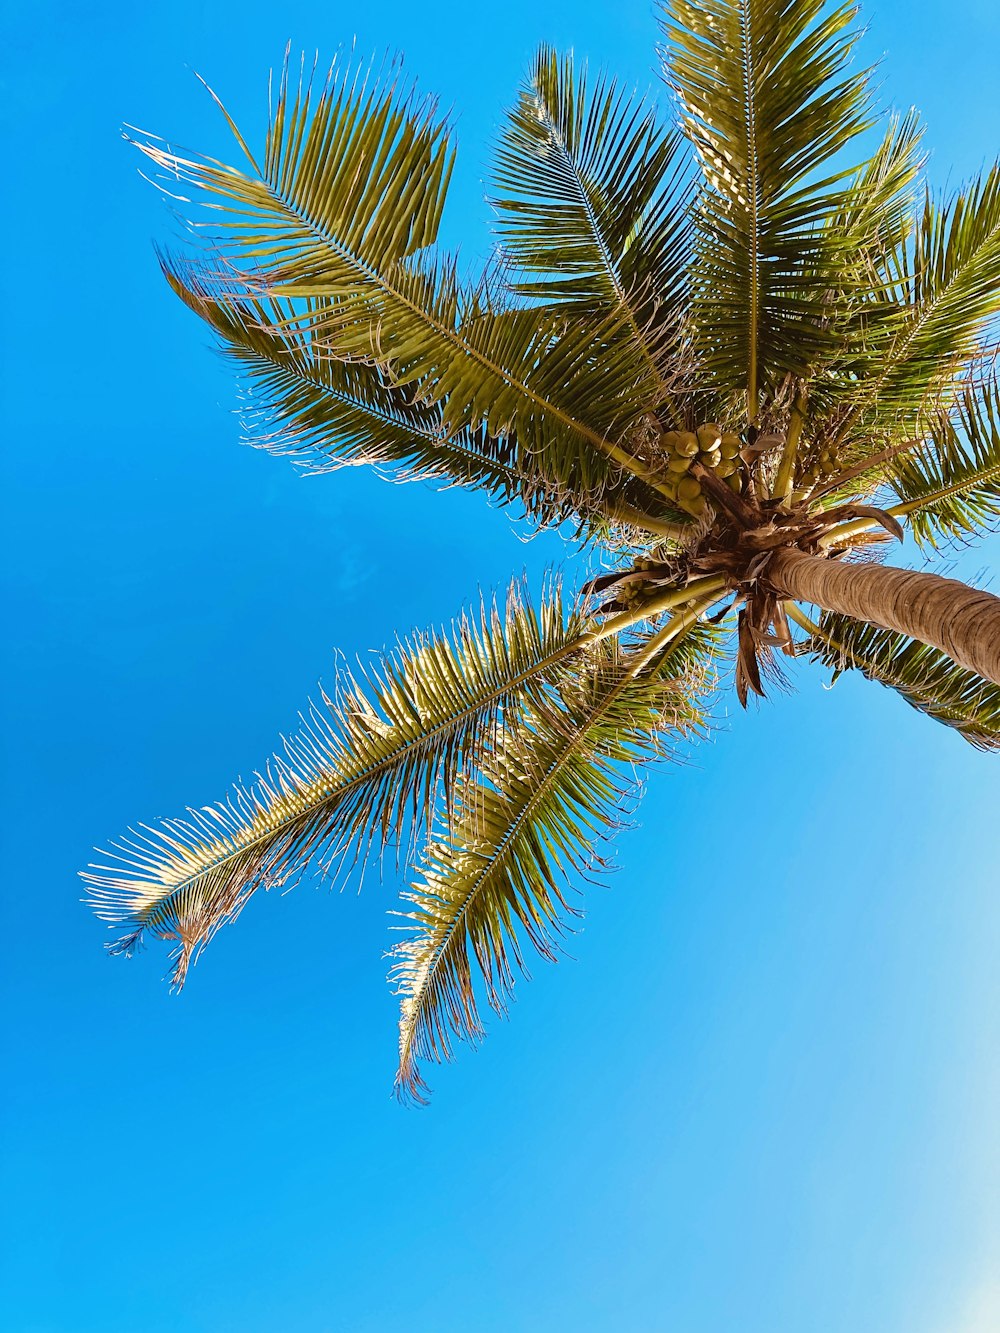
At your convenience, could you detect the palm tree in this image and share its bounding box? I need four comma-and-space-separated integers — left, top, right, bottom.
85, 0, 1000, 1102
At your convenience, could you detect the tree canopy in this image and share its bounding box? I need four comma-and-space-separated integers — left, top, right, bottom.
85, 0, 1000, 1100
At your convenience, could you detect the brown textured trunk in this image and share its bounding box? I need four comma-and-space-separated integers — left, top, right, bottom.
768, 548, 1000, 685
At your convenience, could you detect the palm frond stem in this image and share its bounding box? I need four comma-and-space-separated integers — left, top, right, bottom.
739, 0, 762, 419
818, 459, 1000, 547
816, 514, 890, 547
891, 459, 1000, 521
593, 575, 728, 634
604, 501, 691, 540
772, 386, 808, 501
784, 602, 823, 637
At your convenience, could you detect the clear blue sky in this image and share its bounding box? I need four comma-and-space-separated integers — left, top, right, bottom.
2, 2, 998, 1330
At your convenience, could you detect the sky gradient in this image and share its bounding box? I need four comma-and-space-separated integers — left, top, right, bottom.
2, 2, 999, 1330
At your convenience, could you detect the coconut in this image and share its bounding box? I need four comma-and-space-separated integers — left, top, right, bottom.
659, 430, 682, 455
667, 453, 692, 473
676, 431, 699, 457
700, 448, 722, 470
720, 432, 741, 458
697, 423, 722, 452
677, 475, 702, 501
680, 493, 708, 517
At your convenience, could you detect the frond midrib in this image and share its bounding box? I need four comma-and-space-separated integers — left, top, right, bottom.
739, 0, 762, 416
224, 330, 528, 489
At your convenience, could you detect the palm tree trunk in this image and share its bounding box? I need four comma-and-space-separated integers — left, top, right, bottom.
768, 548, 1000, 685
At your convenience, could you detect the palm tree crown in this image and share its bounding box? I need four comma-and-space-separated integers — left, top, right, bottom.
84, 0, 1000, 1101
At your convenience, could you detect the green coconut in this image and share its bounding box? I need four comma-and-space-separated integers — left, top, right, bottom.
680, 493, 708, 517
720, 432, 741, 459
659, 430, 682, 453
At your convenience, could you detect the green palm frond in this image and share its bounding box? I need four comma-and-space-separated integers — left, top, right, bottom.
159, 258, 584, 525
781, 158, 1000, 503
493, 45, 692, 376
807, 111, 925, 421
282, 253, 670, 496
164, 256, 686, 534
391, 618, 717, 1103
286, 251, 693, 513
880, 166, 1000, 415
835, 111, 924, 271
82, 581, 588, 987
437, 295, 681, 493
661, 0, 871, 412
806, 611, 1000, 750
888, 374, 1000, 546
132, 55, 680, 510
843, 164, 1000, 433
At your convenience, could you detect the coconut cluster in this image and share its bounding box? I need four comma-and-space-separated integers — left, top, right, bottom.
798, 443, 842, 490
658, 423, 742, 517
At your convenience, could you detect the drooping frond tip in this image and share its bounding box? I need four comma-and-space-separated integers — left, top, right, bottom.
155, 254, 567, 518
82, 579, 585, 988
389, 621, 720, 1104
